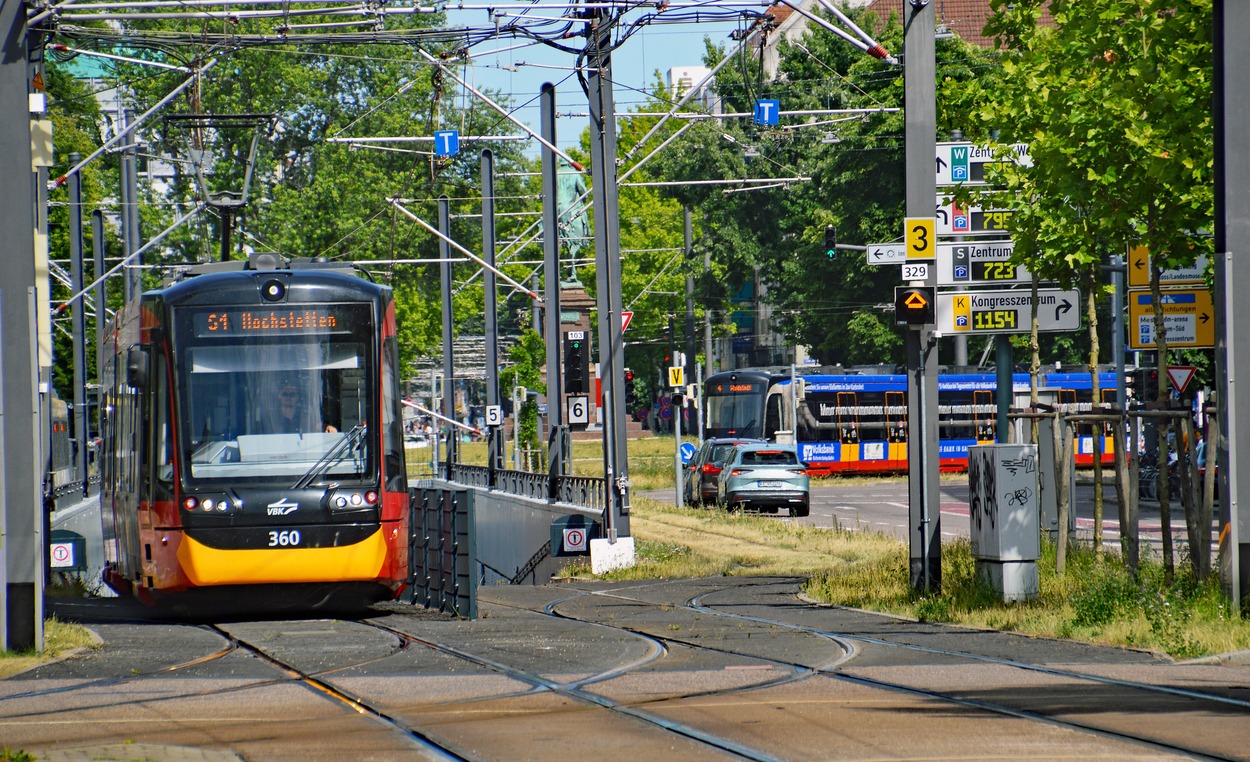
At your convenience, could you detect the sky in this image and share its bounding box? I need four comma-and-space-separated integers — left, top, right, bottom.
443, 8, 745, 153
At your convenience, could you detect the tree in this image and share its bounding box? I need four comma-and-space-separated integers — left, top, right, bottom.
980, 0, 1214, 572
91, 13, 537, 376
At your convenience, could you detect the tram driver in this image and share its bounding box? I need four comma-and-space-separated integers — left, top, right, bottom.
264, 377, 338, 434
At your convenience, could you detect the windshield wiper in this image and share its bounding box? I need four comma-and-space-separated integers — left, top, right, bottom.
292, 423, 366, 489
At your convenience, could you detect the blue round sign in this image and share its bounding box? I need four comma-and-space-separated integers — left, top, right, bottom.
679, 442, 697, 464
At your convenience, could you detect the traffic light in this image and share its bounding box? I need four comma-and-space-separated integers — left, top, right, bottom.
624, 368, 637, 408
1133, 368, 1160, 404
824, 225, 837, 258
894, 286, 934, 326
563, 331, 588, 394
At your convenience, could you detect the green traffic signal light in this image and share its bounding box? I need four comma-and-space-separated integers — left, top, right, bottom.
824, 225, 836, 258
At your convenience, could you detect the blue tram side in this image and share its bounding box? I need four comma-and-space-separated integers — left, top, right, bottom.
703, 367, 1118, 475
98, 257, 408, 605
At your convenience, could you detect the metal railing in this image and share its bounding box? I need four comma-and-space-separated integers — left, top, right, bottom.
445, 462, 605, 510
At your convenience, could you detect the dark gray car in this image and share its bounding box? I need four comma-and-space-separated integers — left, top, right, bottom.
683, 437, 764, 506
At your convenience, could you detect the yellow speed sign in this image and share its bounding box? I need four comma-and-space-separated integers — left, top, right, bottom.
905, 217, 935, 260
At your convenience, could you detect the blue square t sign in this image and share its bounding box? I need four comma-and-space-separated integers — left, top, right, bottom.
433, 129, 460, 156
754, 99, 780, 125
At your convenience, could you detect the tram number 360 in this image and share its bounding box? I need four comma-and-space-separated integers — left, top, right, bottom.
268, 530, 302, 547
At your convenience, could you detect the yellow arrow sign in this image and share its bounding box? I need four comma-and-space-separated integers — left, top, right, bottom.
904, 292, 928, 309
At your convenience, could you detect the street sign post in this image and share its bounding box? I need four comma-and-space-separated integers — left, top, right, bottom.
934, 195, 1013, 236
1128, 289, 1215, 349
866, 242, 907, 265
936, 288, 1080, 334
936, 141, 1032, 186
1126, 246, 1208, 288
935, 240, 1030, 285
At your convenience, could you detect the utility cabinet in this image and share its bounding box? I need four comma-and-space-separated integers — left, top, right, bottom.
968, 444, 1040, 601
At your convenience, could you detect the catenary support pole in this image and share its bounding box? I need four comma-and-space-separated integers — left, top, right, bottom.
540, 83, 565, 486
439, 196, 456, 476
69, 154, 89, 491
482, 149, 502, 477
904, 0, 940, 593
1215, 0, 1248, 605
587, 12, 630, 538
1, 0, 44, 652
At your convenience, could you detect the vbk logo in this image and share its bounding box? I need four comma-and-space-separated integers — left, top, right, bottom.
267, 497, 299, 516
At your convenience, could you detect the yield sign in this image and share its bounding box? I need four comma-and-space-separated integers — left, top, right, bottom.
620, 310, 633, 333
1166, 366, 1197, 394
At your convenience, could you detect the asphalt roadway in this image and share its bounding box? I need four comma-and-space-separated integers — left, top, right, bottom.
659, 476, 1211, 553
4, 577, 1250, 761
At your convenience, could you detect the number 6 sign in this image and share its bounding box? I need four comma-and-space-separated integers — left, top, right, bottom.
567, 395, 589, 425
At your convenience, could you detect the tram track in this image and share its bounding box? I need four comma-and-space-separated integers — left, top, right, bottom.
10, 579, 1248, 760
530, 578, 1247, 761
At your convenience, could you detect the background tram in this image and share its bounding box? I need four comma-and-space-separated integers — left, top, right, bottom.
703, 367, 1119, 476
98, 256, 408, 606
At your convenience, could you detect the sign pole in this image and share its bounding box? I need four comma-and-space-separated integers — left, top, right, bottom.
904, 0, 940, 593
673, 390, 683, 508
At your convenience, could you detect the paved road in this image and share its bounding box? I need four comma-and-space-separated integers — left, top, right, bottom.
5, 578, 1249, 761
657, 477, 1213, 554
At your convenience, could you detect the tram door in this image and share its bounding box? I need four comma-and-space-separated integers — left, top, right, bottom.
886, 391, 906, 443
836, 392, 859, 444
974, 390, 995, 443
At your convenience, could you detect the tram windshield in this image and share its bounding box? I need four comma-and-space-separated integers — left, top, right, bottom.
705, 377, 769, 439
174, 304, 375, 483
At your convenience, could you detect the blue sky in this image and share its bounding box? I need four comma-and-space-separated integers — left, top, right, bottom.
444, 9, 742, 152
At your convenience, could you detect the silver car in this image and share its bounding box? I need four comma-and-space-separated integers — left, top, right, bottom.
716, 443, 810, 517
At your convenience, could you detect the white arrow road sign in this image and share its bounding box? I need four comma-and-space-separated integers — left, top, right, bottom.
866, 242, 907, 265
936, 141, 1032, 186
937, 288, 1080, 334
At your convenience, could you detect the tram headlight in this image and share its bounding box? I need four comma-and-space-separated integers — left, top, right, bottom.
182, 493, 236, 514
327, 488, 380, 512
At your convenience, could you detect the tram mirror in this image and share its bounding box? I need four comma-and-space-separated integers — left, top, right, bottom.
126, 346, 150, 389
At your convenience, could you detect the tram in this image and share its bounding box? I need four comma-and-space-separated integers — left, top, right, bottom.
703, 367, 1118, 476
98, 255, 408, 606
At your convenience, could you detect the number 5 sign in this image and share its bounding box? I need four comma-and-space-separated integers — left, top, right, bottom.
905, 217, 934, 260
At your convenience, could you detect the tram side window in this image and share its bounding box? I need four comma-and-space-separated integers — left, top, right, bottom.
382, 337, 406, 492
153, 353, 173, 485
1058, 388, 1090, 437
855, 392, 890, 443
763, 392, 784, 440
940, 391, 976, 441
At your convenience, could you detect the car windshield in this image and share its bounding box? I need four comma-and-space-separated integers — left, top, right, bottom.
711, 444, 741, 464
741, 450, 800, 466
